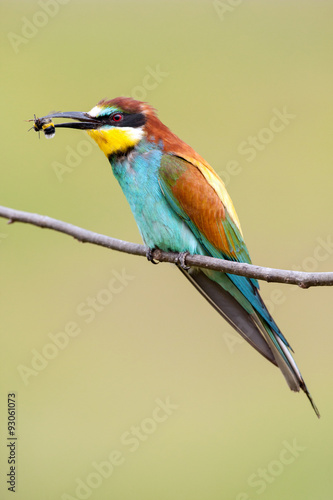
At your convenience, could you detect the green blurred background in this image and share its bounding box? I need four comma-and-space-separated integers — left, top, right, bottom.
1, 1, 332, 498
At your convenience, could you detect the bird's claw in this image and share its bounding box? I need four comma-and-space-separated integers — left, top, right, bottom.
176, 251, 190, 270
146, 248, 160, 265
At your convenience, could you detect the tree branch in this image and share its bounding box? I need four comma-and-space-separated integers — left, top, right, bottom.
0, 205, 332, 288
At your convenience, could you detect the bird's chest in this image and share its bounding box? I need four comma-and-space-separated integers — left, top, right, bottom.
110, 150, 200, 254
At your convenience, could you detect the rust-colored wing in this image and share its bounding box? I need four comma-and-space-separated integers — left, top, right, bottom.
158, 154, 251, 263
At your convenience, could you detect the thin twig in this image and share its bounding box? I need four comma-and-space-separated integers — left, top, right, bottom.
0, 205, 332, 288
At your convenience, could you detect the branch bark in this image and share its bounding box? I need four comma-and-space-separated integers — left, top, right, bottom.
0, 205, 332, 288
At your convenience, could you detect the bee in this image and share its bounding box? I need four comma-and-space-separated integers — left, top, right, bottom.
31, 115, 56, 139
41, 120, 55, 139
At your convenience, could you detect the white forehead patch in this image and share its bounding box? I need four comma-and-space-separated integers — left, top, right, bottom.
88, 105, 102, 117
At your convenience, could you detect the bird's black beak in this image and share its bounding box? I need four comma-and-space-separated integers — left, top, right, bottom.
35, 111, 101, 131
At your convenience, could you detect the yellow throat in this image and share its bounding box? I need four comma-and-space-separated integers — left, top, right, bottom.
87, 127, 144, 157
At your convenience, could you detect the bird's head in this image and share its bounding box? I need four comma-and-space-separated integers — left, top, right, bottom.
85, 97, 149, 157
34, 97, 174, 158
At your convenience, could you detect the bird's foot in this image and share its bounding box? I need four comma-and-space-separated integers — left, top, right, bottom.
176, 251, 190, 270
146, 247, 160, 265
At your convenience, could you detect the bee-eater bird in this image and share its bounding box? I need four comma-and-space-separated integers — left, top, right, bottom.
34, 97, 319, 417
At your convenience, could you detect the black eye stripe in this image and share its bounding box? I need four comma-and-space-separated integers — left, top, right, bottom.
97, 112, 146, 128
